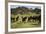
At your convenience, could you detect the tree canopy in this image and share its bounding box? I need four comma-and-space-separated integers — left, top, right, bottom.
11, 6, 41, 15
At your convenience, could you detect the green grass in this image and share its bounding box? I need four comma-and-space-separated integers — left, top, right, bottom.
11, 13, 41, 28
11, 21, 41, 28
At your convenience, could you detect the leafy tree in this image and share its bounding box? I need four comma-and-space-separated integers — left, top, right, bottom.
33, 8, 41, 14
11, 7, 41, 15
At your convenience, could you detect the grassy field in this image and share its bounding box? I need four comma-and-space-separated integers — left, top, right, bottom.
11, 20, 41, 28
11, 13, 41, 28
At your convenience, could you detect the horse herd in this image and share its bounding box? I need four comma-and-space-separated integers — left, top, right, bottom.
11, 15, 41, 23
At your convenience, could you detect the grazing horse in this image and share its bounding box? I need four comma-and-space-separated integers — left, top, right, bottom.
16, 16, 19, 21
22, 17, 27, 22
18, 16, 22, 22
11, 17, 15, 22
28, 16, 32, 21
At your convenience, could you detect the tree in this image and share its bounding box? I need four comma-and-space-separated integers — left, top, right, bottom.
33, 8, 41, 14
